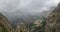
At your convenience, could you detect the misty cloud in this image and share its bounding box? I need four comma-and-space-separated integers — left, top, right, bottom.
0, 0, 60, 13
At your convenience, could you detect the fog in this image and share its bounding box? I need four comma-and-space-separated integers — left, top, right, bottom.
0, 0, 60, 26
0, 0, 60, 13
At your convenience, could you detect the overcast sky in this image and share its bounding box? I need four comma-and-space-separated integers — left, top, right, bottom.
0, 0, 60, 13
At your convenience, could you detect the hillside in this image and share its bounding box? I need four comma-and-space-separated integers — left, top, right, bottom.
0, 13, 14, 32
45, 3, 60, 32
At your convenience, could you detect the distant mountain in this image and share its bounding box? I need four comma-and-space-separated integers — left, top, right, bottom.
35, 10, 52, 17
1, 10, 52, 27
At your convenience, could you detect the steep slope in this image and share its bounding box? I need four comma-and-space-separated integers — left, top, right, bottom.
0, 13, 14, 32
45, 3, 60, 32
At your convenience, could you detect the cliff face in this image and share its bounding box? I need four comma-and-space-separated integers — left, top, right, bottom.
45, 3, 60, 32
0, 13, 14, 32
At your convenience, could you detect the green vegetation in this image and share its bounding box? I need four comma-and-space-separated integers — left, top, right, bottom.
0, 26, 8, 32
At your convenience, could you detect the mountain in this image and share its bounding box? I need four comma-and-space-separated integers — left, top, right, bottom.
45, 3, 60, 32
0, 13, 14, 32
2, 10, 52, 27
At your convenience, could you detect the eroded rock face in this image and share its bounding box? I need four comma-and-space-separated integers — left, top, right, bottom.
0, 13, 14, 32
45, 3, 60, 32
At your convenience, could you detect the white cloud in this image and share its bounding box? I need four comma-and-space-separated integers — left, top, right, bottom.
0, 0, 60, 13
20, 0, 32, 7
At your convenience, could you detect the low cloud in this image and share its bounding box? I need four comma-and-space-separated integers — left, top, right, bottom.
0, 0, 60, 13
